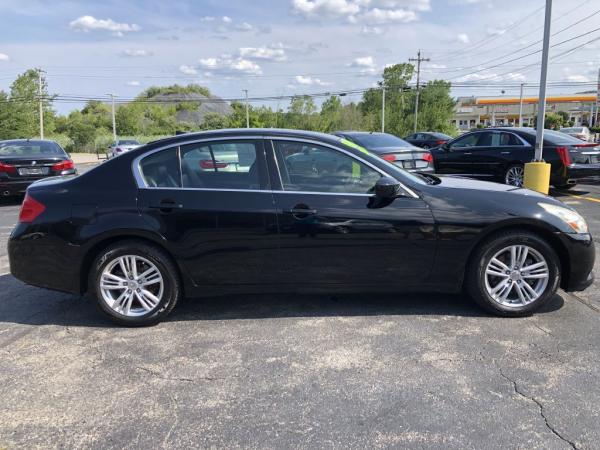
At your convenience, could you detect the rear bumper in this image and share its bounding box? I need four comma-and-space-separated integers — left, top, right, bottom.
8, 223, 83, 295
0, 180, 33, 196
564, 164, 600, 184
556, 232, 596, 292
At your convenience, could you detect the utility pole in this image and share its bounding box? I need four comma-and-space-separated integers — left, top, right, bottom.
409, 50, 429, 133
595, 68, 599, 127
381, 85, 386, 133
243, 89, 249, 128
518, 83, 525, 127
106, 93, 117, 142
37, 68, 46, 139
524, 0, 553, 194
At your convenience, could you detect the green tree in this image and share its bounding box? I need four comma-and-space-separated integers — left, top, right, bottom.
320, 95, 343, 131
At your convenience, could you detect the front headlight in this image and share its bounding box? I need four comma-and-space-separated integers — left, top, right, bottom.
539, 203, 588, 233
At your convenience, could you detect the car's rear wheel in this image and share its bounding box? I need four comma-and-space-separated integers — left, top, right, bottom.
466, 231, 560, 316
90, 241, 181, 326
504, 164, 524, 187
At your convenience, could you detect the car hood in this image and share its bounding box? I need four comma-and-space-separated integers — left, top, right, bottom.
435, 175, 547, 196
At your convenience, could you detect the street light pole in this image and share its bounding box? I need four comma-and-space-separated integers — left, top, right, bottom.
381, 85, 385, 133
524, 0, 553, 194
106, 93, 117, 142
243, 89, 249, 128
518, 83, 525, 127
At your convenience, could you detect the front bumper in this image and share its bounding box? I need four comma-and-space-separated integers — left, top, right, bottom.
556, 232, 596, 292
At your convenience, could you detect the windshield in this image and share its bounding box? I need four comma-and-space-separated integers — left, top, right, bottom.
350, 133, 413, 148
119, 140, 140, 145
0, 141, 65, 157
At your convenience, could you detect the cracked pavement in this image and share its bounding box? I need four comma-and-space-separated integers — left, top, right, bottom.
0, 178, 599, 449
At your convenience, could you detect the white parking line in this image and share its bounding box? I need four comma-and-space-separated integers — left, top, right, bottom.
0, 255, 9, 276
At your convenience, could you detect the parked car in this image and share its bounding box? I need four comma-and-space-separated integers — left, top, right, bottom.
430, 127, 600, 188
109, 139, 140, 158
0, 139, 76, 197
560, 126, 591, 142
332, 131, 433, 173
9, 129, 594, 325
404, 132, 452, 149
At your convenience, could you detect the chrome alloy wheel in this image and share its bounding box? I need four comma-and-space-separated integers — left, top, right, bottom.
484, 245, 549, 307
505, 166, 524, 187
99, 255, 164, 317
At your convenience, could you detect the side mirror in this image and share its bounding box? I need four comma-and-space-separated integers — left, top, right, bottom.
375, 177, 402, 199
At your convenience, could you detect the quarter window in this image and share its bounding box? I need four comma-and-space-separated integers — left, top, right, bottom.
273, 141, 381, 194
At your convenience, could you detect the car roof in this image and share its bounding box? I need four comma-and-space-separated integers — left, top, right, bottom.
333, 131, 387, 136
0, 139, 59, 144
147, 128, 344, 148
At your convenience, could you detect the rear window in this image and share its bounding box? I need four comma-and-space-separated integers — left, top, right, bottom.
350, 133, 412, 148
0, 141, 65, 157
542, 130, 586, 145
432, 132, 452, 140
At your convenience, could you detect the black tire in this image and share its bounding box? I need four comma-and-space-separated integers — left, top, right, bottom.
504, 164, 524, 187
90, 240, 181, 326
554, 183, 577, 190
465, 231, 560, 317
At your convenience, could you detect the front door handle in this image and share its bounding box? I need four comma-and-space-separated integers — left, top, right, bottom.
501, 151, 510, 154
463, 152, 472, 155
286, 206, 317, 219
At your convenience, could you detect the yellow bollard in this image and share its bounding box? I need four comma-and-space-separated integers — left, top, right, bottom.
523, 162, 551, 194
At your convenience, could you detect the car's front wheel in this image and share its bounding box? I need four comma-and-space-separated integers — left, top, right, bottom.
90, 241, 181, 326
466, 231, 560, 316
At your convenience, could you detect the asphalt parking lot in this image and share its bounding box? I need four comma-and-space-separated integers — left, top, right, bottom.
1, 170, 600, 449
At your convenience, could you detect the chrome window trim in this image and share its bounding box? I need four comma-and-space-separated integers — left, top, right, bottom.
138, 186, 377, 197
132, 134, 418, 199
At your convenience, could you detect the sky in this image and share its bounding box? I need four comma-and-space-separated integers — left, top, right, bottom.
0, 0, 598, 114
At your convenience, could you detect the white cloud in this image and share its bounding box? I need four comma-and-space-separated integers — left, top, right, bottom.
361, 26, 384, 35
429, 63, 447, 69
69, 15, 140, 34
179, 65, 198, 75
121, 49, 151, 57
200, 16, 215, 21
566, 75, 591, 82
125, 80, 140, 86
358, 8, 417, 23
486, 26, 506, 36
0, 53, 9, 61
456, 33, 470, 44
456, 71, 525, 82
348, 55, 377, 74
198, 55, 262, 75
503, 72, 526, 81
291, 0, 426, 23
239, 45, 287, 61
292, 0, 360, 19
222, 16, 232, 23
295, 75, 330, 85
235, 21, 254, 32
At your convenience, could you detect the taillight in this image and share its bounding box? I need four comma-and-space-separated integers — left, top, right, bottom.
51, 160, 74, 172
423, 153, 433, 163
0, 161, 17, 174
556, 146, 572, 166
19, 193, 46, 223
200, 160, 228, 169
435, 140, 446, 145
381, 154, 396, 162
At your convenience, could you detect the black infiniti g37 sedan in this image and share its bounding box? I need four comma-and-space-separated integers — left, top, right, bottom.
8, 129, 595, 325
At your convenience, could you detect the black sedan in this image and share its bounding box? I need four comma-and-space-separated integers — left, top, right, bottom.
8, 129, 595, 325
332, 131, 434, 173
404, 131, 452, 149
431, 127, 600, 188
0, 139, 76, 197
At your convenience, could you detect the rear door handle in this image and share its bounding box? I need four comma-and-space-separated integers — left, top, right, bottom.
501, 151, 510, 154
463, 152, 472, 155
149, 200, 183, 212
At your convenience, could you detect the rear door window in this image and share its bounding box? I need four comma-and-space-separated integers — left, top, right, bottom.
139, 148, 182, 188
180, 141, 262, 190
448, 133, 480, 149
